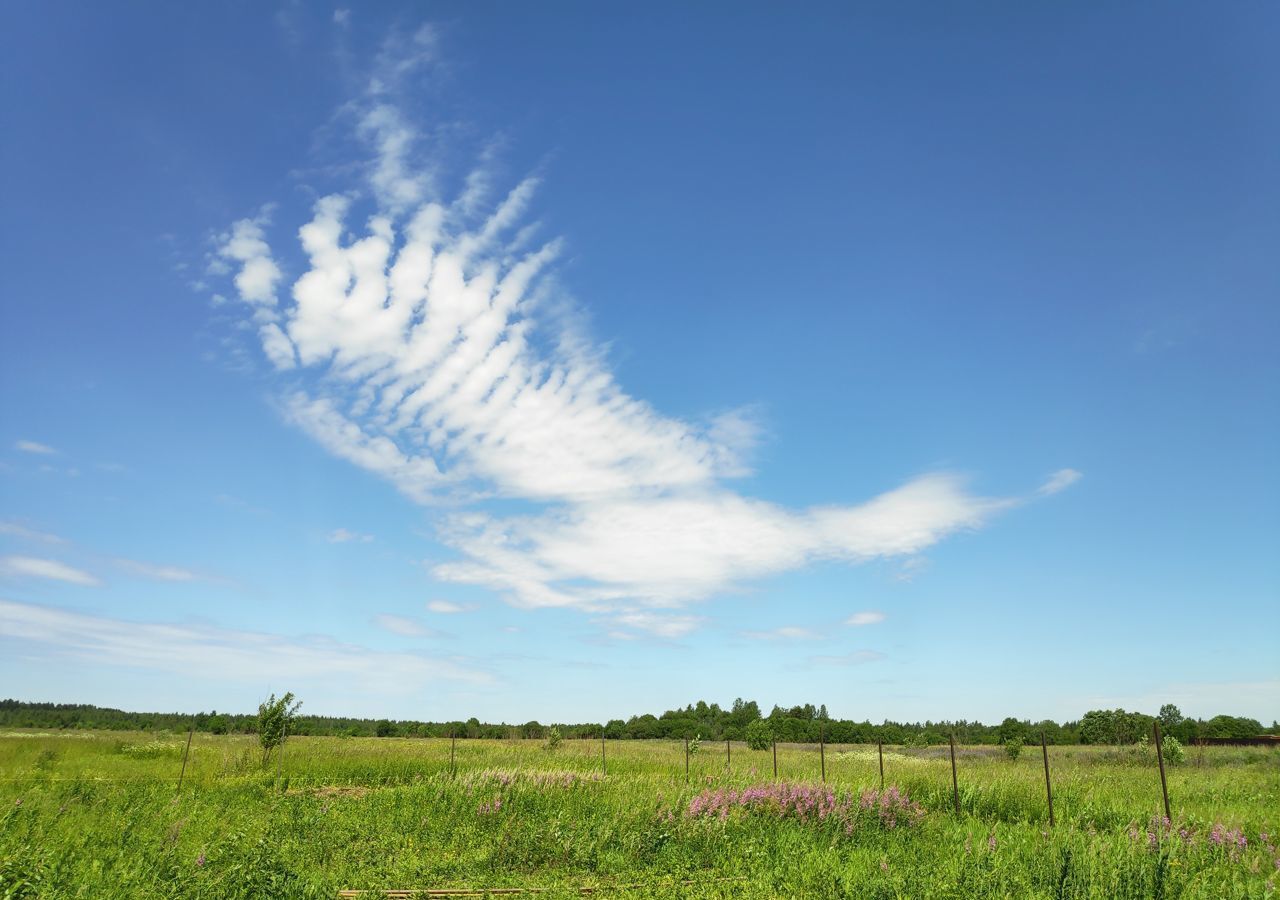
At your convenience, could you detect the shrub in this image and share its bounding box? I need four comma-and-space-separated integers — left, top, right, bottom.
1003, 737, 1023, 761
543, 726, 562, 751
257, 692, 301, 766
1161, 735, 1185, 764
745, 720, 772, 751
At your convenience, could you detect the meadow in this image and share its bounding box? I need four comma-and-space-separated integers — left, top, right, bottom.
1, 731, 1277, 898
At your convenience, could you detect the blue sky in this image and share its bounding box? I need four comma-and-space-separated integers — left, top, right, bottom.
1, 3, 1276, 725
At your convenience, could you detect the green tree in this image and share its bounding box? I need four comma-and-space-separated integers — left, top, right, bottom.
257, 692, 302, 765
1158, 704, 1183, 734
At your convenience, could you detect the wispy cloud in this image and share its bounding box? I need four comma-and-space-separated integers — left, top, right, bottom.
0, 599, 488, 689
14, 440, 57, 455
1037, 468, 1082, 497
372, 613, 442, 638
845, 611, 886, 627
0, 522, 67, 545
328, 528, 374, 544
426, 599, 471, 614
209, 28, 1076, 639
115, 559, 200, 583
0, 556, 99, 587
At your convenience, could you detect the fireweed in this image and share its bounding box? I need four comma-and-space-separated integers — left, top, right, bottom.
684, 782, 925, 834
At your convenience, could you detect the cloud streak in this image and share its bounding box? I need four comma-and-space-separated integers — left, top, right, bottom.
1, 556, 99, 587
0, 599, 487, 689
115, 559, 201, 583
14, 440, 57, 455
210, 33, 1078, 638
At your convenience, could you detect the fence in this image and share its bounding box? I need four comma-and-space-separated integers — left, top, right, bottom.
167, 721, 1194, 826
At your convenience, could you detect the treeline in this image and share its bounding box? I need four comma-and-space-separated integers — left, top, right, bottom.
1, 698, 1272, 745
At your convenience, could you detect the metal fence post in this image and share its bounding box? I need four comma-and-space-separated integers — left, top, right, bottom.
949, 733, 960, 815
1153, 721, 1172, 821
1041, 731, 1054, 826
176, 722, 195, 794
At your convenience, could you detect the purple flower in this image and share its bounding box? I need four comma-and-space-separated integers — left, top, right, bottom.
195, 853, 206, 868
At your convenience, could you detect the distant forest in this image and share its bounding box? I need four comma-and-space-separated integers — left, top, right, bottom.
2, 698, 1273, 745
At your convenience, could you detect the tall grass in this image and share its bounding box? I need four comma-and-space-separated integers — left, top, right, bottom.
1, 731, 1276, 898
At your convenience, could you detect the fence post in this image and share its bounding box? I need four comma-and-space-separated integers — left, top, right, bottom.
1041, 731, 1054, 827
878, 740, 884, 791
819, 722, 826, 783
772, 738, 778, 779
685, 736, 690, 782
176, 722, 195, 794
949, 733, 960, 815
725, 739, 731, 773
450, 730, 457, 779
1153, 721, 1172, 821
601, 728, 607, 778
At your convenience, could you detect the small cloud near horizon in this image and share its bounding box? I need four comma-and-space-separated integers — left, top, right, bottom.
846, 611, 886, 627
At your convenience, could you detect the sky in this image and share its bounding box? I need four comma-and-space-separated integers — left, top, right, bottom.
1, 3, 1277, 725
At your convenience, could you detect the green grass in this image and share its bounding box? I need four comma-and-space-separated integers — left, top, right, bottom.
1, 731, 1277, 898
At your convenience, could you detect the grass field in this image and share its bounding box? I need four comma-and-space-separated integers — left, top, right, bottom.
2, 731, 1277, 898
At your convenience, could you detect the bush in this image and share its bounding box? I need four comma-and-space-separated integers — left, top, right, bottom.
745, 720, 772, 751
1161, 735, 1185, 764
543, 726, 562, 751
257, 692, 301, 766
1003, 737, 1023, 761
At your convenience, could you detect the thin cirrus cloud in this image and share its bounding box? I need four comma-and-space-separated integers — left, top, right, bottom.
845, 611, 886, 627
0, 556, 100, 587
210, 28, 1079, 639
426, 600, 470, 614
14, 440, 58, 455
0, 599, 487, 690
372, 613, 443, 638
114, 559, 201, 583
0, 521, 67, 545
328, 528, 374, 544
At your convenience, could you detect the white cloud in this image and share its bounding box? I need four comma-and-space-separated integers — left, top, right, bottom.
1038, 468, 1082, 496
0, 556, 99, 587
372, 613, 438, 637
603, 610, 702, 640
845, 611, 886, 627
333, 8, 350, 26
0, 599, 488, 689
209, 36, 1074, 636
0, 522, 67, 545
328, 528, 374, 544
426, 599, 469, 614
115, 559, 200, 582
14, 440, 57, 455
217, 214, 282, 305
